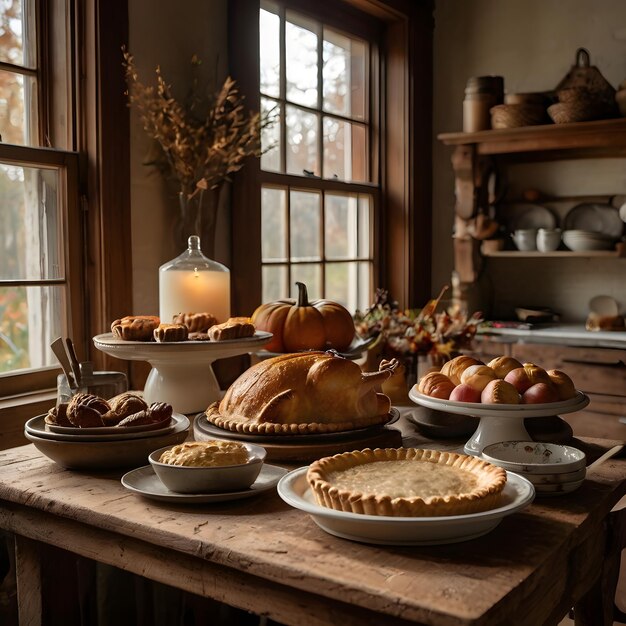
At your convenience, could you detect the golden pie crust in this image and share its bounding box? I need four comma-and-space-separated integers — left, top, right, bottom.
307, 448, 507, 517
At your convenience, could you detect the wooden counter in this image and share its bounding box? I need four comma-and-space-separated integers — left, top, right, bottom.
1, 428, 625, 626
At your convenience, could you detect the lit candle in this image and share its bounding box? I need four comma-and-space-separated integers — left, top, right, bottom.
159, 236, 231, 324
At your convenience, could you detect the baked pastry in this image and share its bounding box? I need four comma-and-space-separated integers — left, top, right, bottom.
188, 332, 211, 341
116, 402, 172, 428
102, 393, 148, 426
547, 369, 577, 400
206, 352, 397, 435
172, 312, 218, 333
208, 319, 255, 341
307, 448, 507, 517
44, 403, 72, 427
440, 355, 483, 385
481, 379, 520, 404
154, 323, 189, 343
417, 371, 455, 399
111, 315, 160, 341
487, 356, 523, 379
460, 364, 498, 392
522, 363, 552, 386
586, 313, 625, 332
159, 440, 248, 467
66, 393, 111, 427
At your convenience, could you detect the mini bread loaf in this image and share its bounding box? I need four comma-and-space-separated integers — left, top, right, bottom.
208, 319, 255, 341
417, 371, 455, 399
102, 393, 148, 426
188, 331, 211, 341
440, 355, 483, 385
154, 323, 189, 343
522, 363, 552, 386
460, 364, 498, 392
111, 315, 160, 341
487, 356, 523, 379
172, 312, 218, 333
481, 379, 520, 404
66, 393, 111, 427
547, 369, 577, 400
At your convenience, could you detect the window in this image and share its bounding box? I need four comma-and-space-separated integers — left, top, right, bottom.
258, 1, 377, 311
0, 1, 81, 395
230, 0, 432, 319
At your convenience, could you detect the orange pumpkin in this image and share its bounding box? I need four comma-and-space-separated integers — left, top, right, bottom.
252, 282, 355, 353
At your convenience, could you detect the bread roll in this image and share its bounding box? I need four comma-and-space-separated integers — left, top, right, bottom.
440, 355, 483, 385
522, 363, 552, 386
460, 364, 498, 392
547, 369, 577, 400
487, 356, 523, 379
481, 379, 520, 404
417, 371, 455, 399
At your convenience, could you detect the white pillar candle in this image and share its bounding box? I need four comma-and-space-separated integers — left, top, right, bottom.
158, 236, 231, 324
159, 268, 231, 324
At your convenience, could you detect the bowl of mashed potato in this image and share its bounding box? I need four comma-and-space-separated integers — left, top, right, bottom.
149, 439, 266, 493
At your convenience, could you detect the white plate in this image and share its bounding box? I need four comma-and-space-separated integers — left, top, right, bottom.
277, 467, 534, 546
408, 388, 589, 419
121, 463, 288, 503
501, 203, 557, 231
563, 203, 624, 239
254, 334, 377, 361
25, 413, 186, 442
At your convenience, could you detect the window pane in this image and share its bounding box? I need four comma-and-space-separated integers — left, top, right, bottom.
261, 186, 287, 261
262, 265, 288, 302
261, 97, 281, 172
285, 11, 318, 108
323, 117, 367, 182
260, 7, 280, 98
290, 190, 320, 260
0, 163, 63, 280
357, 261, 372, 311
0, 284, 67, 373
0, 70, 38, 146
358, 194, 371, 257
325, 194, 357, 259
323, 30, 366, 121
0, 0, 36, 68
291, 264, 321, 300
325, 262, 354, 309
286, 105, 318, 176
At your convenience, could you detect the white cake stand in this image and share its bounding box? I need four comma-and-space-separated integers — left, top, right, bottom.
408, 387, 590, 455
93, 332, 272, 414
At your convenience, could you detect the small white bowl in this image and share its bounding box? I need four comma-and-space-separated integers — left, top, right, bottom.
522, 466, 587, 486
149, 441, 266, 494
481, 441, 586, 475
533, 478, 585, 497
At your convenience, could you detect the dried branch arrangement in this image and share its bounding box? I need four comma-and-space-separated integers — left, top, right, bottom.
122, 48, 263, 201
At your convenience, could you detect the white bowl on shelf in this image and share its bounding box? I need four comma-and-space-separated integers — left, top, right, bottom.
562, 230, 615, 251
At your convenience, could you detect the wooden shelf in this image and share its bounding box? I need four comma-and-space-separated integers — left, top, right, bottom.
438, 118, 626, 157
482, 249, 626, 259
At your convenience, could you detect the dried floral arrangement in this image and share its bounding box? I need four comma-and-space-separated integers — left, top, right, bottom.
122, 48, 269, 250
353, 286, 483, 364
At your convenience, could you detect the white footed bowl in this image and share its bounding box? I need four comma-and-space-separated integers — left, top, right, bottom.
481, 441, 586, 474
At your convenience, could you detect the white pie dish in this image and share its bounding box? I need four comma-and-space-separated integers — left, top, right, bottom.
277, 466, 534, 545
148, 442, 266, 493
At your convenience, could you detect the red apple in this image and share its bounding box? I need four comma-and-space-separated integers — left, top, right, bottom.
504, 367, 533, 394
449, 383, 482, 403
522, 382, 559, 404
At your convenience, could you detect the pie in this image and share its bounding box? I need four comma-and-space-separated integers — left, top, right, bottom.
307, 448, 507, 516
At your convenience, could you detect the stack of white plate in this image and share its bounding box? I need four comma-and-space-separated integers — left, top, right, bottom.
481, 441, 587, 496
24, 412, 190, 470
562, 229, 615, 251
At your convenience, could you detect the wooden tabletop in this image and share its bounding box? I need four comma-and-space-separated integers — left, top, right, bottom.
1, 424, 625, 626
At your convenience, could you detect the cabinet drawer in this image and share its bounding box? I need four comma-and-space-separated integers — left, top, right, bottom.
511, 344, 626, 397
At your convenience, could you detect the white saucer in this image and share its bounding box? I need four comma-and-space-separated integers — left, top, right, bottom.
121, 463, 288, 503
277, 467, 534, 545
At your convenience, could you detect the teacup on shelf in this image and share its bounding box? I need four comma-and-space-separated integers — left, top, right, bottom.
536, 228, 562, 252
511, 229, 538, 251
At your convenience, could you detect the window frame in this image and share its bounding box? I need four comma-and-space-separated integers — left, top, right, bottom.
228, 0, 433, 316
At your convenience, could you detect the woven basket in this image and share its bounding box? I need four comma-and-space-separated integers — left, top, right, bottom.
547, 101, 601, 124
490, 104, 547, 129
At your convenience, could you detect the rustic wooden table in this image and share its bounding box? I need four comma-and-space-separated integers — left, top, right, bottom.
1, 420, 625, 626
